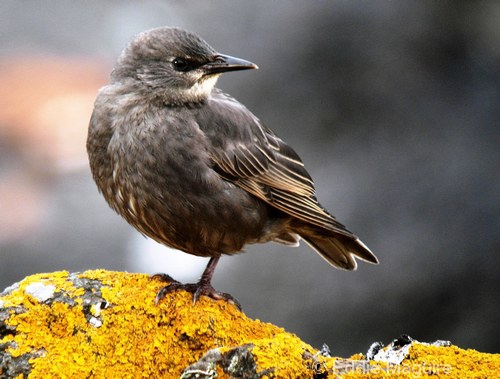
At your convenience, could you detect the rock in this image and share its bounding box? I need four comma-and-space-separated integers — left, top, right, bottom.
0, 270, 498, 378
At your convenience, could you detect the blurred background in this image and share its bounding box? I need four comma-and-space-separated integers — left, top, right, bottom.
0, 1, 498, 356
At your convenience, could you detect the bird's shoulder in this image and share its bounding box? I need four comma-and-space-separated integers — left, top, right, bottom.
196, 90, 312, 187
197, 89, 272, 145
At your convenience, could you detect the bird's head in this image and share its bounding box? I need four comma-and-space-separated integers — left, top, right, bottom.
111, 27, 258, 105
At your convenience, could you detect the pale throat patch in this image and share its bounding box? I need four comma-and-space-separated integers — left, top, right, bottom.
190, 75, 220, 98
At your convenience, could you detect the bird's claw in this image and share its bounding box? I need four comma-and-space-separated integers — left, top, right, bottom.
154, 282, 189, 305
191, 282, 242, 310
152, 275, 241, 310
151, 273, 179, 284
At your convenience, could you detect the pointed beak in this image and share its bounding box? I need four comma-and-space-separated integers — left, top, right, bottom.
203, 54, 258, 75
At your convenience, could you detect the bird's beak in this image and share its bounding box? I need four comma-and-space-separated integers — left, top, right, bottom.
203, 54, 258, 75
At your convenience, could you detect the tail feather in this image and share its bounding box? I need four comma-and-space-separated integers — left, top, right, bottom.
298, 227, 379, 270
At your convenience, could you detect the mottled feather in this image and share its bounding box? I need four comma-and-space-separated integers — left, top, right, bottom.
198, 90, 353, 237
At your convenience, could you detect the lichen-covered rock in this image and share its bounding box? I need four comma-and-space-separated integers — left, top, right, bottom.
0, 270, 320, 378
0, 270, 498, 378
343, 335, 500, 379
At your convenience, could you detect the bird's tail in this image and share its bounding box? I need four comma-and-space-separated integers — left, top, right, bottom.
296, 225, 379, 270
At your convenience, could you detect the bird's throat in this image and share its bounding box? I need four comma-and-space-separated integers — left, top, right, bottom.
191, 75, 220, 100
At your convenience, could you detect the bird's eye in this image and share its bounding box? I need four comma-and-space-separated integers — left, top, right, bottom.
172, 58, 190, 71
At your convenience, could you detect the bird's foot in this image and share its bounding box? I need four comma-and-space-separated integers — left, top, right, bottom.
151, 273, 179, 284
151, 274, 241, 310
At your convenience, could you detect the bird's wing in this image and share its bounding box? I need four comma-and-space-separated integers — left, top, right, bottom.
197, 91, 352, 236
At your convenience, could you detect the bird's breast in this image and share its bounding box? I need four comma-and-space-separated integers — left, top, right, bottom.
91, 102, 270, 256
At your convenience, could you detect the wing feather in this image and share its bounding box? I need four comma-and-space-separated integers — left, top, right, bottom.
197, 91, 348, 235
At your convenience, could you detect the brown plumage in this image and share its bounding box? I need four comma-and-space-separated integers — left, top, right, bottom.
87, 27, 378, 305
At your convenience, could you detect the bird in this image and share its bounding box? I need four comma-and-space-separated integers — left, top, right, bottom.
87, 27, 378, 306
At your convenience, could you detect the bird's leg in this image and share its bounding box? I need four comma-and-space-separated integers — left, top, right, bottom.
192, 256, 237, 305
194, 255, 220, 292
153, 256, 241, 309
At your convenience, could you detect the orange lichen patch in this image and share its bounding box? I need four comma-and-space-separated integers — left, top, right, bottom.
406, 343, 499, 378
244, 333, 319, 377
0, 270, 318, 378
1, 270, 498, 378
339, 343, 500, 379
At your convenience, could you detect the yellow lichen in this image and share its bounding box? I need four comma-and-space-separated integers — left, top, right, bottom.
339, 342, 500, 379
1, 270, 498, 378
250, 333, 316, 377
0, 270, 316, 378
405, 343, 499, 379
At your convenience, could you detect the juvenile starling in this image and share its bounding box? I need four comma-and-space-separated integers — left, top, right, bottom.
87, 27, 378, 305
